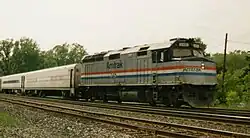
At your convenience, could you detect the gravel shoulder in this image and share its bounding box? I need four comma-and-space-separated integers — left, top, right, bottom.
0, 101, 157, 138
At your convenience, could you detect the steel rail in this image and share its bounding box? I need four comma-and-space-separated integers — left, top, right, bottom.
8, 94, 250, 117
6, 94, 249, 125
3, 94, 250, 117
1, 96, 250, 138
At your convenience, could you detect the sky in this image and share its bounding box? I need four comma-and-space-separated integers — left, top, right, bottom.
0, 0, 250, 54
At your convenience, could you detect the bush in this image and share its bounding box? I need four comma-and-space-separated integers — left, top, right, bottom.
226, 90, 241, 107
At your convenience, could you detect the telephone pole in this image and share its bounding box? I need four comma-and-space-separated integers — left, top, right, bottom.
247, 51, 250, 70
221, 33, 228, 95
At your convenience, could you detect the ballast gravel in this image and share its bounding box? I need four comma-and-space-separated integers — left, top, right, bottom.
0, 102, 158, 138
19, 97, 249, 135
2, 95, 250, 137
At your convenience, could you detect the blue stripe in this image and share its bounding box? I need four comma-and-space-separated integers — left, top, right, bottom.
81, 72, 216, 80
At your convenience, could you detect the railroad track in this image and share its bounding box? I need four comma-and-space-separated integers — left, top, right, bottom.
15, 95, 250, 117
49, 96, 250, 117
77, 101, 250, 125
1, 96, 250, 138
4, 94, 250, 126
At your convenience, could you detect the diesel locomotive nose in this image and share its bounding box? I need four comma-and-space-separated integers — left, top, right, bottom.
179, 59, 217, 107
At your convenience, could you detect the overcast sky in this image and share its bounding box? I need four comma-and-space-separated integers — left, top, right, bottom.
0, 0, 250, 54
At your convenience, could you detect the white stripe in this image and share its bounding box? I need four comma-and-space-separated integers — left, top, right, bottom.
81, 69, 216, 77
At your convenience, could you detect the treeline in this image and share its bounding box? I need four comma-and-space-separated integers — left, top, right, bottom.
0, 37, 249, 108
210, 50, 250, 108
0, 37, 87, 76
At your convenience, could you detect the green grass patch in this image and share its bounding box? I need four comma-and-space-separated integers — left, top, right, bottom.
214, 103, 250, 110
0, 112, 17, 127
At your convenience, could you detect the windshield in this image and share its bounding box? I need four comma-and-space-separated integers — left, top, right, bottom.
193, 49, 204, 57
173, 48, 204, 58
173, 48, 192, 57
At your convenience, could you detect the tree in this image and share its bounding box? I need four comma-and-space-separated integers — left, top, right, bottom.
194, 37, 207, 50
52, 43, 69, 66
0, 37, 88, 74
49, 43, 87, 66
68, 43, 88, 63
212, 50, 250, 107
0, 39, 19, 75
212, 51, 249, 73
38, 50, 58, 69
192, 37, 211, 57
0, 37, 41, 75
10, 37, 41, 73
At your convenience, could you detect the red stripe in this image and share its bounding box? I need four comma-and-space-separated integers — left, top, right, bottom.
82, 65, 216, 75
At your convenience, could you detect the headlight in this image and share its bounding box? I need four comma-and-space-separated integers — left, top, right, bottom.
178, 43, 189, 47
201, 63, 205, 69
193, 44, 200, 48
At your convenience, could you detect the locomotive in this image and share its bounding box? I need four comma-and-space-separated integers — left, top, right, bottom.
0, 38, 217, 107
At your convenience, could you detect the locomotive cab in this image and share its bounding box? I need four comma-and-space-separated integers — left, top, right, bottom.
163, 38, 217, 107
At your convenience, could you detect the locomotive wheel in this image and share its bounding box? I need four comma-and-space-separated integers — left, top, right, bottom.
90, 97, 95, 102
117, 99, 122, 104
166, 90, 183, 108
103, 99, 108, 103
20, 91, 25, 96
163, 97, 171, 107
102, 95, 108, 103
71, 96, 78, 101
39, 91, 46, 98
172, 101, 182, 108
62, 91, 67, 99
149, 100, 156, 106
62, 91, 71, 100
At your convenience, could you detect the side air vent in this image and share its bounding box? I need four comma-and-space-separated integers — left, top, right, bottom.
123, 47, 130, 50
139, 46, 149, 51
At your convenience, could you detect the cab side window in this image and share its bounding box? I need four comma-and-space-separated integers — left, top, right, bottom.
152, 49, 171, 63
152, 51, 160, 63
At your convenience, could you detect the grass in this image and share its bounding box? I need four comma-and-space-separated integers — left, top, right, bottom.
213, 103, 250, 110
0, 112, 18, 127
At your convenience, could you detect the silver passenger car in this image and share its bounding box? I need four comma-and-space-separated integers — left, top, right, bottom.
0, 72, 26, 94
0, 64, 81, 98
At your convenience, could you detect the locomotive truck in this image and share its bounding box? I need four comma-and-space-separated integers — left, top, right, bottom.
0, 38, 217, 107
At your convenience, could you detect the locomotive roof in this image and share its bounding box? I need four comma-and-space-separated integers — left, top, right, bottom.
104, 50, 121, 57
85, 38, 188, 58
101, 42, 172, 57
120, 45, 147, 55
147, 42, 172, 50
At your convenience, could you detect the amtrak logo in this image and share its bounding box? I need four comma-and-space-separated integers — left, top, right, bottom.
107, 61, 123, 69
183, 67, 201, 72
